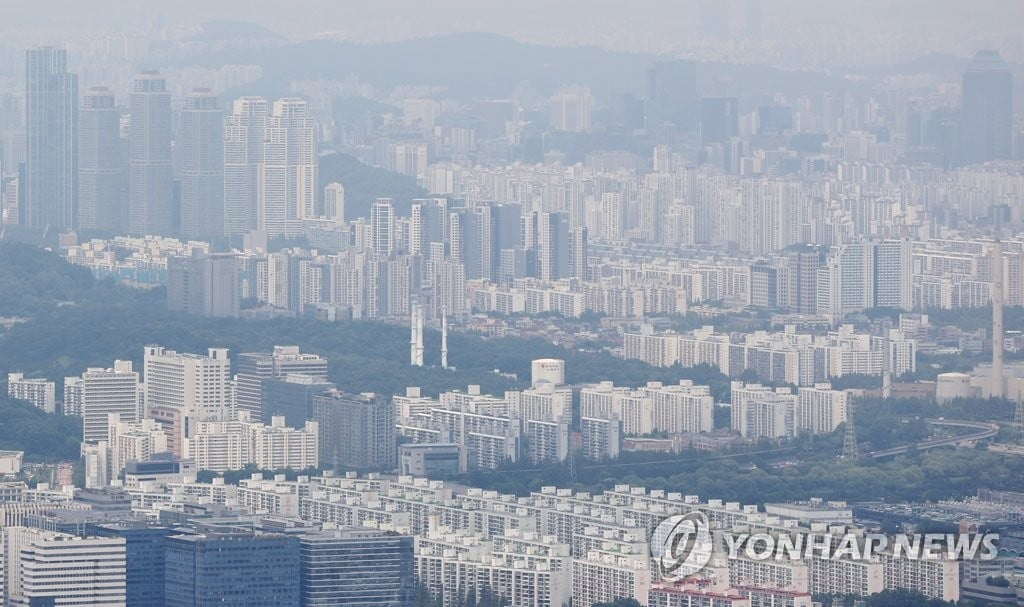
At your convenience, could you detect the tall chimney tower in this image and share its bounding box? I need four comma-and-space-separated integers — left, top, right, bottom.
441, 308, 449, 369
992, 240, 1004, 398
410, 300, 424, 367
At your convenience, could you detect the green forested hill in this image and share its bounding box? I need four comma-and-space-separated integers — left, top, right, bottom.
0, 393, 81, 461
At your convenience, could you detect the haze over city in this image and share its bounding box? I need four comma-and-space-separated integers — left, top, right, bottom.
0, 1, 1022, 606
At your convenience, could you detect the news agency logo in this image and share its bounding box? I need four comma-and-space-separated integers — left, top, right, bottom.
651, 512, 714, 580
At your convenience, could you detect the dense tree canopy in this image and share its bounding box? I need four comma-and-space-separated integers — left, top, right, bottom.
0, 393, 81, 461
317, 151, 426, 219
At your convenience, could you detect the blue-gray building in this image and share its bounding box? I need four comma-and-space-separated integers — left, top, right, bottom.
165, 532, 300, 606
92, 522, 176, 607
261, 374, 335, 428
300, 528, 415, 606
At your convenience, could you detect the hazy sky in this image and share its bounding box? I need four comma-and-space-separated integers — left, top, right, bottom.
3, 0, 1023, 65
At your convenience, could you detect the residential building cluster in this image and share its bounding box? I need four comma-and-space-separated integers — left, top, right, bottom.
0, 472, 964, 606
624, 324, 916, 386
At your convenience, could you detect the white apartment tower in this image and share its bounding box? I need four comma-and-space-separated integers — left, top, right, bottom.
797, 383, 849, 434
143, 346, 232, 456
64, 361, 140, 443
730, 381, 798, 439
179, 88, 224, 239
370, 198, 395, 256
6, 373, 56, 413
185, 413, 318, 472
224, 96, 268, 235
106, 414, 168, 479
258, 98, 316, 237
128, 71, 173, 236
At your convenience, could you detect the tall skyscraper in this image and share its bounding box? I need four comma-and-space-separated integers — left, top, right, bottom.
492, 201, 523, 281
224, 96, 268, 236
128, 71, 173, 236
449, 205, 493, 280
370, 198, 395, 256
179, 88, 223, 239
647, 60, 699, 131
569, 226, 589, 280
24, 47, 78, 230
960, 50, 1013, 166
259, 98, 316, 237
872, 238, 914, 310
79, 87, 125, 233
535, 211, 571, 281
409, 197, 448, 257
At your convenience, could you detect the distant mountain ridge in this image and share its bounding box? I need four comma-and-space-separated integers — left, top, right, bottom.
184, 31, 851, 103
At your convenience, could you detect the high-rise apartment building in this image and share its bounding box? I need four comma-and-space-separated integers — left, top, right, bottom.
818, 239, 912, 318
535, 211, 571, 281
797, 383, 849, 434
313, 390, 396, 469
79, 86, 125, 232
128, 72, 173, 236
960, 50, 1013, 166
6, 372, 56, 413
370, 198, 395, 256
185, 414, 318, 472
258, 98, 316, 237
64, 361, 141, 443
224, 97, 268, 236
143, 346, 232, 456
179, 89, 223, 239
106, 415, 169, 479
730, 382, 798, 439
24, 47, 78, 230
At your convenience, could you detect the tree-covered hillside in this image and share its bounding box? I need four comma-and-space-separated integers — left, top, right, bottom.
0, 242, 727, 417
317, 152, 427, 219
0, 393, 81, 461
